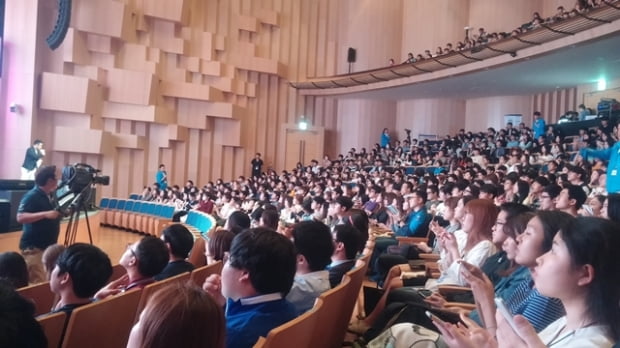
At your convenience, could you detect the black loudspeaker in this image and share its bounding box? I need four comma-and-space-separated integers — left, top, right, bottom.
0, 180, 34, 232
347, 47, 356, 63
0, 200, 10, 233
46, 0, 72, 50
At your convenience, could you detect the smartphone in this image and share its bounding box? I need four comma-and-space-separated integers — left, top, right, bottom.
425, 310, 445, 325
419, 289, 433, 298
387, 205, 399, 215
494, 298, 520, 334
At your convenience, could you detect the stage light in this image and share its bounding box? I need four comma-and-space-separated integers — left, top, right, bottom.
597, 77, 606, 91
298, 116, 308, 130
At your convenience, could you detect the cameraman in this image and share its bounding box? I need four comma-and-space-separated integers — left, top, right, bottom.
16, 165, 61, 284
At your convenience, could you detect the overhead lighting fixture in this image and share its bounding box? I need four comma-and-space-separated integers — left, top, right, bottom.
597, 77, 606, 91
298, 115, 308, 130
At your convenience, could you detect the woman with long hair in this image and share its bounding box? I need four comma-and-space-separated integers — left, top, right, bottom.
127, 282, 226, 348
435, 217, 620, 347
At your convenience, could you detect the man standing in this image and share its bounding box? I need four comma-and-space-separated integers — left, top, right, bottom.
532, 111, 546, 140
251, 153, 263, 178
16, 165, 61, 283
21, 140, 45, 180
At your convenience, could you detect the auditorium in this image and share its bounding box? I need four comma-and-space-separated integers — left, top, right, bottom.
0, 1, 619, 347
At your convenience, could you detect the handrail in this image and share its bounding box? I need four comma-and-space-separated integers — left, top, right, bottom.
290, 3, 620, 90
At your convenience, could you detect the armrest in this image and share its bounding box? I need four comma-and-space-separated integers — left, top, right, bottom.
444, 302, 476, 311
437, 285, 472, 298
396, 237, 426, 245
419, 253, 440, 261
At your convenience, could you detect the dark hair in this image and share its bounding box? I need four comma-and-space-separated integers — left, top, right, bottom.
605, 193, 620, 223
35, 165, 56, 187
333, 224, 361, 260
565, 184, 587, 210
135, 236, 169, 278
226, 211, 251, 235
542, 184, 562, 199
207, 229, 234, 262
56, 243, 113, 298
503, 212, 535, 240
229, 228, 296, 295
480, 184, 498, 197
536, 210, 574, 252
514, 180, 530, 204
162, 224, 194, 259
0, 280, 47, 347
260, 209, 279, 230
413, 189, 427, 203
499, 202, 533, 220
335, 196, 353, 211
0, 252, 28, 288
33, 139, 43, 146
135, 282, 225, 348
559, 217, 620, 341
292, 221, 334, 272
347, 209, 369, 251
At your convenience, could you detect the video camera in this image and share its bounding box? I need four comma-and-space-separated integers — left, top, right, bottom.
61, 163, 110, 194
55, 163, 110, 214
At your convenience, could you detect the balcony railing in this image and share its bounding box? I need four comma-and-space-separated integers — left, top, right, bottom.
291, 2, 620, 90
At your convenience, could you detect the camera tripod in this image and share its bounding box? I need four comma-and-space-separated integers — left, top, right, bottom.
63, 186, 94, 246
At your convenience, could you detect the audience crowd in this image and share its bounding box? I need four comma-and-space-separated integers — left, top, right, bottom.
394, 0, 607, 65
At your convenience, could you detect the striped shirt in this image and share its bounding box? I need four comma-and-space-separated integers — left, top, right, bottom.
506, 279, 565, 332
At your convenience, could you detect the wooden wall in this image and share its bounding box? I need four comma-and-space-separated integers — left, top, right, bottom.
396, 99, 466, 140
10, 0, 364, 198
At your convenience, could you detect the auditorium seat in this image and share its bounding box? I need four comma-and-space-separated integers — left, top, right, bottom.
189, 260, 223, 287
18, 281, 56, 316
309, 276, 352, 348
109, 264, 126, 283
134, 272, 191, 321
253, 298, 324, 348
61, 288, 142, 348
37, 311, 66, 348
188, 236, 207, 267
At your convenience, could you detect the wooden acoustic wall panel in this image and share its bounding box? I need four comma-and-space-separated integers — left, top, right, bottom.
238, 15, 259, 33
113, 133, 146, 149
257, 9, 280, 27
107, 68, 158, 106
160, 81, 224, 102
63, 28, 90, 65
37, 0, 353, 198
40, 73, 103, 115
102, 102, 174, 124
53, 126, 114, 154
143, 0, 188, 24
72, 0, 133, 40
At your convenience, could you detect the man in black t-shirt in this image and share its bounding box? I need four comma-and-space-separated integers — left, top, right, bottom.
17, 165, 61, 284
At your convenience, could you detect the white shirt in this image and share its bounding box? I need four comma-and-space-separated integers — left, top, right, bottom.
286, 270, 330, 314
538, 316, 614, 348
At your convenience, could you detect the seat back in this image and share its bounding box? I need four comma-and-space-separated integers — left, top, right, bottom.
132, 201, 142, 212
253, 298, 324, 348
190, 260, 223, 287
116, 199, 126, 210
128, 193, 140, 200
37, 311, 66, 348
17, 281, 56, 316
99, 198, 110, 209
135, 272, 191, 321
333, 261, 368, 343
187, 237, 207, 267
61, 289, 142, 348
124, 200, 134, 211
310, 276, 352, 348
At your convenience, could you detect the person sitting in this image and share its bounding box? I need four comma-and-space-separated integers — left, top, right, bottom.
40, 243, 113, 347
436, 217, 620, 348
127, 282, 225, 348
154, 224, 195, 281
286, 221, 334, 314
202, 228, 297, 348
225, 210, 251, 235
205, 228, 234, 264
41, 244, 66, 280
0, 280, 47, 348
0, 252, 29, 289
328, 224, 362, 288
554, 184, 587, 217
95, 236, 169, 299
